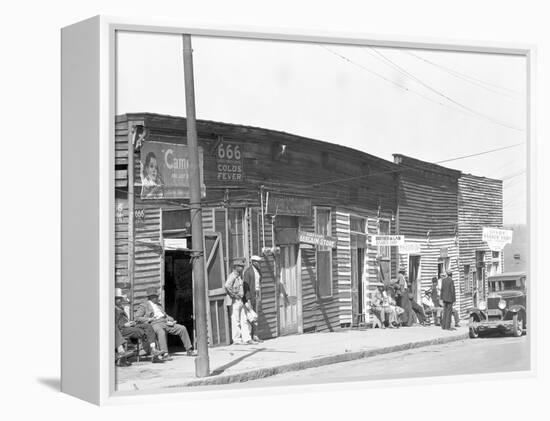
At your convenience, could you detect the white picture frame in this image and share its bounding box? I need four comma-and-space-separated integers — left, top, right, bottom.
61, 15, 537, 406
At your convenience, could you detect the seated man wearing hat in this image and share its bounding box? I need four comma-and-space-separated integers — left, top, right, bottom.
371, 283, 399, 328
225, 258, 255, 345
135, 287, 195, 358
243, 255, 262, 342
115, 288, 164, 363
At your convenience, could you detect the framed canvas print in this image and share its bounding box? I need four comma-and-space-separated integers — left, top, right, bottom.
61, 16, 536, 405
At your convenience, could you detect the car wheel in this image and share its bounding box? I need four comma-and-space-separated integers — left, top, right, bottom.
512, 313, 523, 337
469, 316, 479, 339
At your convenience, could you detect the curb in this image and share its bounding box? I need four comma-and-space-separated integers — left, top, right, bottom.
168, 331, 469, 388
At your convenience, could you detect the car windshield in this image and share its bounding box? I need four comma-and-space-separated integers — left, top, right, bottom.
489, 278, 525, 292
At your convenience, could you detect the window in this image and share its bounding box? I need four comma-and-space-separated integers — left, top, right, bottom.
250, 208, 261, 257
464, 264, 471, 293
315, 207, 332, 298
378, 219, 391, 259
437, 258, 450, 278
228, 208, 245, 261
214, 208, 246, 272
350, 216, 366, 233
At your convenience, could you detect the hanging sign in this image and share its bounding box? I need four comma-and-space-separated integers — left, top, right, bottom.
216, 142, 244, 182
298, 231, 336, 248
482, 227, 513, 251
265, 193, 312, 216
370, 235, 405, 246
140, 141, 206, 200
399, 242, 421, 254
163, 238, 189, 250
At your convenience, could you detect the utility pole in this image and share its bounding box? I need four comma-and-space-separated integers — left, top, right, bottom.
182, 34, 209, 377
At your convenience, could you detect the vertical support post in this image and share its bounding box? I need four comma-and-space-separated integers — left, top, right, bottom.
127, 124, 136, 318
183, 34, 210, 377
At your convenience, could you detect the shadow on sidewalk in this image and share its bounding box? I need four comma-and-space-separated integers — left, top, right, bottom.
211, 348, 265, 376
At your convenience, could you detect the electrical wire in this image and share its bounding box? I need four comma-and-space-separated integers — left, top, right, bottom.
366, 47, 524, 132
305, 142, 524, 188
404, 50, 524, 97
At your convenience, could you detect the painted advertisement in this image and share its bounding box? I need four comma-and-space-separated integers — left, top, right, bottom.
140, 142, 206, 199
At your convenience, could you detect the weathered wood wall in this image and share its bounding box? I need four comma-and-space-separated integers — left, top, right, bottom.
335, 211, 352, 326
458, 174, 504, 317
116, 113, 398, 211
394, 154, 460, 238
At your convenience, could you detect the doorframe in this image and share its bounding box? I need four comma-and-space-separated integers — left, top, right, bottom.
277, 243, 302, 336
203, 231, 230, 346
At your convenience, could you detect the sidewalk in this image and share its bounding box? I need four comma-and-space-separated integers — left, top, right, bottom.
115, 325, 469, 391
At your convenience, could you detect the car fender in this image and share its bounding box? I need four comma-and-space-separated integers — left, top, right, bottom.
508, 304, 525, 314
468, 309, 484, 320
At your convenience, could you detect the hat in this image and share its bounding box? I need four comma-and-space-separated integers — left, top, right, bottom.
232, 258, 246, 267
115, 288, 124, 298
146, 287, 159, 297
250, 255, 262, 262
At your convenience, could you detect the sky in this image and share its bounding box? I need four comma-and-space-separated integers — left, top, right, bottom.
116, 31, 527, 224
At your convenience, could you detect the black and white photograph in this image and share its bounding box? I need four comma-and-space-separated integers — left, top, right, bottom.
112, 31, 529, 393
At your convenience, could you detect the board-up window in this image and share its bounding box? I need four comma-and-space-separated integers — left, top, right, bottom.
350, 216, 366, 233
315, 207, 332, 298
249, 208, 261, 257
464, 264, 472, 293
378, 219, 391, 259
228, 208, 245, 260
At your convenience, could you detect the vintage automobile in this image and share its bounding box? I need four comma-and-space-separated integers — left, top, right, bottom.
468, 272, 526, 338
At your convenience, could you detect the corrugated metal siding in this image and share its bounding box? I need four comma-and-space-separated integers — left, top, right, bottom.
397, 237, 460, 312
133, 208, 162, 304
202, 208, 215, 232
299, 215, 318, 332
458, 175, 503, 317
256, 217, 278, 339
115, 199, 129, 289
335, 211, 352, 325
364, 218, 379, 325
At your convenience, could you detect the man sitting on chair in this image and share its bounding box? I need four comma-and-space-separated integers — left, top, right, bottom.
135, 287, 195, 359
372, 283, 399, 328
115, 288, 163, 363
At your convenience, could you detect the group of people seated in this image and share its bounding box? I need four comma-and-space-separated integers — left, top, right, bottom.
115, 287, 195, 367
371, 269, 460, 329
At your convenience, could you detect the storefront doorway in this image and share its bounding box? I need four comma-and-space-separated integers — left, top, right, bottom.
408, 255, 420, 301
350, 234, 365, 321
278, 244, 300, 336
164, 250, 194, 346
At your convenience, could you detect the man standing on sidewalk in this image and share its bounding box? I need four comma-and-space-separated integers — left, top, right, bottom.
243, 255, 262, 342
440, 270, 456, 330
225, 258, 252, 344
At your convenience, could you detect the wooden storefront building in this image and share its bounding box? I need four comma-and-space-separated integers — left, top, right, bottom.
114, 113, 504, 345
457, 174, 504, 317
393, 155, 462, 310
393, 155, 504, 318
115, 113, 399, 346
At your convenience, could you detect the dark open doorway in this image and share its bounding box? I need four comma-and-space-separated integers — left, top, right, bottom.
164, 250, 194, 347
408, 255, 420, 301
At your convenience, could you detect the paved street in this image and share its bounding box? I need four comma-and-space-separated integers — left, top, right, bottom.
236, 335, 530, 387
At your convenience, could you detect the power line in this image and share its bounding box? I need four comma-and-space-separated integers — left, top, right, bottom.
502, 170, 526, 182
404, 50, 524, 97
306, 141, 525, 188
366, 47, 525, 132
436, 142, 525, 164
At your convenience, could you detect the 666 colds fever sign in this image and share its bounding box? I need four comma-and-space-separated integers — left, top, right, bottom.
217, 142, 244, 182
